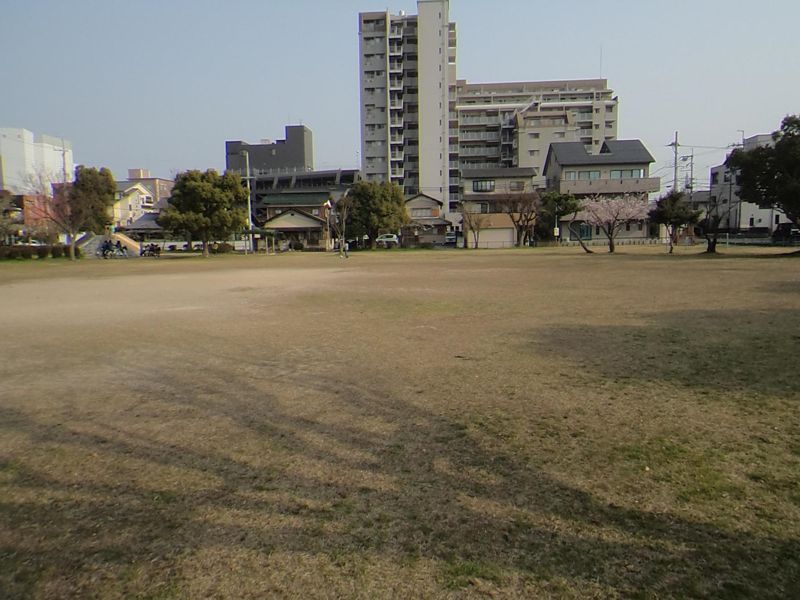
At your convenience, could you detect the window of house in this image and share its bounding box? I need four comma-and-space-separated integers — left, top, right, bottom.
479, 203, 489, 214
711, 172, 719, 185
626, 222, 631, 231
508, 181, 525, 191
411, 207, 431, 217
749, 217, 755, 227
564, 171, 578, 181
723, 171, 730, 183
529, 132, 540, 139
638, 222, 643, 231
312, 208, 320, 216
554, 132, 565, 138
529, 150, 540, 156
578, 171, 600, 180
595, 225, 600, 235
776, 215, 781, 225
610, 169, 644, 179
472, 179, 495, 192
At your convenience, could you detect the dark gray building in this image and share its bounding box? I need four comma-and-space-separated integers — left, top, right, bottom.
225, 125, 314, 175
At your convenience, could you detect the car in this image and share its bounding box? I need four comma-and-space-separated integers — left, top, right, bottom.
375, 233, 399, 248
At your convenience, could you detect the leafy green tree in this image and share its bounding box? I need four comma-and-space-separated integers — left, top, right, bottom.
348, 181, 408, 249
0, 191, 19, 244
727, 115, 800, 227
649, 190, 701, 254
44, 166, 116, 259
158, 170, 247, 257
539, 191, 581, 241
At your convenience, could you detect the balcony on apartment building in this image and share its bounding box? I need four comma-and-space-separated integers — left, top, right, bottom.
460, 147, 500, 157
559, 177, 661, 196
460, 132, 500, 142
459, 116, 502, 127
389, 60, 403, 73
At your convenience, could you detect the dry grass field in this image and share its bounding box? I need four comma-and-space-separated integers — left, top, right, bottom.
1, 247, 798, 599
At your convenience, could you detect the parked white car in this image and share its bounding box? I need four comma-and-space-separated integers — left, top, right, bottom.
375, 233, 399, 248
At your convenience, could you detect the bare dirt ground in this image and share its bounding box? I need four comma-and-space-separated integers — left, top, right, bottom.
1, 247, 799, 598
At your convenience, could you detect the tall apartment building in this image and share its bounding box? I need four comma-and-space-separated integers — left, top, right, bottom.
456, 80, 618, 193
358, 0, 456, 210
0, 128, 73, 194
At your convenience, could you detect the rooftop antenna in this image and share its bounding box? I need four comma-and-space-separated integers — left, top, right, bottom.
599, 43, 604, 78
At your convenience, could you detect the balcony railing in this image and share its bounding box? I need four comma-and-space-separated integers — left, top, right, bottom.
559, 177, 661, 195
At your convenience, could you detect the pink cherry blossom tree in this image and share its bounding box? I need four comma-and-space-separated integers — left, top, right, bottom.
581, 194, 650, 253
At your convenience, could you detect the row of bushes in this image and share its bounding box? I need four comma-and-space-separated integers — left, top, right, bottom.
0, 245, 82, 260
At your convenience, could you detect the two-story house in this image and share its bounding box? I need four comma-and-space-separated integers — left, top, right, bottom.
459, 167, 538, 248
543, 140, 659, 242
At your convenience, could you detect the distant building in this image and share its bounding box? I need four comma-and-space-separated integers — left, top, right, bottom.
709, 134, 792, 233
124, 168, 174, 210
251, 169, 361, 252
543, 140, 659, 243
110, 169, 174, 231
456, 79, 619, 190
225, 125, 314, 175
0, 128, 73, 194
459, 168, 538, 248
359, 0, 456, 208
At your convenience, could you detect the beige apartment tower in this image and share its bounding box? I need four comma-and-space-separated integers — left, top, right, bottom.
359, 1, 456, 210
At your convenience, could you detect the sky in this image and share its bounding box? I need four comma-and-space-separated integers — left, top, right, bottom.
2, 0, 798, 191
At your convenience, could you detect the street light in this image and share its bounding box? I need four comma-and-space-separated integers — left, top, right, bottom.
240, 150, 254, 254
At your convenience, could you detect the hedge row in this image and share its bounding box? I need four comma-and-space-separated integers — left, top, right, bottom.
0, 245, 82, 260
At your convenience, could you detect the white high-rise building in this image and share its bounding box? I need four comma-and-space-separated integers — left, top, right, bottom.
0, 128, 73, 194
358, 1, 456, 211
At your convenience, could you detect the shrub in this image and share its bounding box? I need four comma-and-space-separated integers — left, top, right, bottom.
19, 246, 34, 259
0, 246, 9, 259
50, 245, 64, 258
36, 246, 50, 259
291, 241, 304, 251
168, 244, 177, 252
7, 247, 20, 259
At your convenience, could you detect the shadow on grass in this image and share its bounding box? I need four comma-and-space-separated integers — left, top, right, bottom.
526, 308, 800, 400
1, 350, 799, 598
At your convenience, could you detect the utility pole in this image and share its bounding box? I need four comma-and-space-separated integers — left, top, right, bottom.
668, 131, 679, 192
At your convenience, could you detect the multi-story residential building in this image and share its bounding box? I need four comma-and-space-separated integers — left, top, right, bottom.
0, 128, 73, 194
456, 79, 618, 192
225, 125, 314, 175
125, 168, 174, 210
708, 134, 792, 233
358, 0, 456, 212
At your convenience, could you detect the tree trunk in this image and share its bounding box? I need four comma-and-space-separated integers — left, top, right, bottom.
608, 236, 616, 253
202, 238, 210, 258
706, 237, 717, 253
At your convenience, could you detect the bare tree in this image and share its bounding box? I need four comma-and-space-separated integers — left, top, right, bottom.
496, 190, 541, 247
698, 194, 733, 254
581, 194, 650, 253
459, 202, 489, 249
328, 191, 353, 257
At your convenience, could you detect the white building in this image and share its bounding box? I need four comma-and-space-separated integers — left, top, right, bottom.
709, 134, 792, 233
359, 0, 456, 215
0, 128, 73, 194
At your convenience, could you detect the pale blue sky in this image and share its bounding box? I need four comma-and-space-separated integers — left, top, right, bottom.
2, 0, 798, 190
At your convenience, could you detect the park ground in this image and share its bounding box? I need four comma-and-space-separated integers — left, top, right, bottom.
0, 246, 798, 598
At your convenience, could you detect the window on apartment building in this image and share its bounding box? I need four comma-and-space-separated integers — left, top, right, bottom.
473, 179, 495, 192
606, 121, 614, 128
528, 132, 540, 139
606, 106, 614, 113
